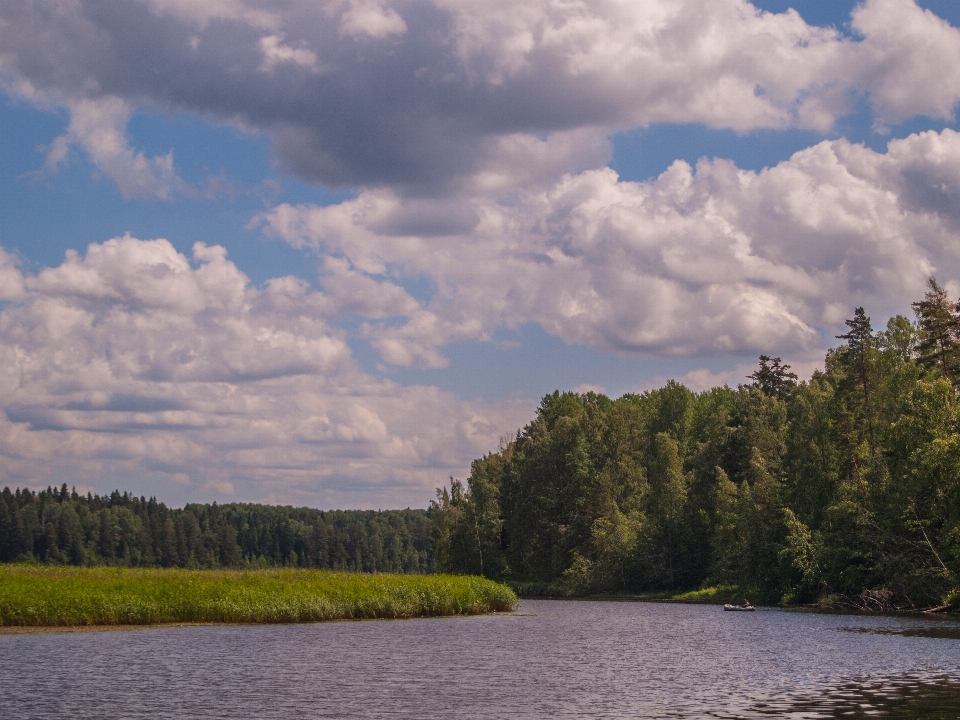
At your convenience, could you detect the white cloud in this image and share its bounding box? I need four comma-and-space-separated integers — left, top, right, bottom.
1, 0, 958, 190
320, 257, 421, 319
0, 236, 532, 507
338, 0, 407, 39
44, 97, 188, 200
260, 128, 960, 365
852, 0, 960, 128
258, 34, 319, 73
438, 0, 850, 130
0, 248, 24, 302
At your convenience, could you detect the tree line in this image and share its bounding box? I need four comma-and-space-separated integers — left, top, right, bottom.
431, 278, 960, 610
0, 486, 432, 573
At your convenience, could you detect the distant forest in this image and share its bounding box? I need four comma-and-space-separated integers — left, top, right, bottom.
432, 278, 960, 610
0, 488, 431, 573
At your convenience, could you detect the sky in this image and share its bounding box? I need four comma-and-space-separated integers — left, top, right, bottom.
1, 0, 960, 509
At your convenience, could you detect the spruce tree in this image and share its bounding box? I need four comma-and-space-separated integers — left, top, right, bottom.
912, 276, 960, 387
836, 307, 876, 451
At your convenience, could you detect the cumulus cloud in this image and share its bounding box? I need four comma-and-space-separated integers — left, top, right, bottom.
0, 236, 532, 506
851, 0, 960, 128
1, 0, 958, 191
43, 97, 188, 199
260, 128, 960, 365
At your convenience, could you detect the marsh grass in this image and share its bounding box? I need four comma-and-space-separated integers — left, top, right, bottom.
0, 565, 517, 627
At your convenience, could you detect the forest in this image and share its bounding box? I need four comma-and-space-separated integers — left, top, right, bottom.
431, 278, 960, 610
0, 488, 431, 574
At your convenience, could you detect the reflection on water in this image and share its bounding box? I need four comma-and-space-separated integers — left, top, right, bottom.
1, 599, 958, 719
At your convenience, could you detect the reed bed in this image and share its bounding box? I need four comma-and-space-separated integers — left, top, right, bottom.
0, 565, 517, 627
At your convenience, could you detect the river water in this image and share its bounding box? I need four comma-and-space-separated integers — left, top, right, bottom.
3, 599, 960, 718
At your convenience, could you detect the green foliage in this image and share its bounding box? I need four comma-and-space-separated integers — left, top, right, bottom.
434, 278, 960, 610
0, 565, 516, 627
0, 488, 431, 574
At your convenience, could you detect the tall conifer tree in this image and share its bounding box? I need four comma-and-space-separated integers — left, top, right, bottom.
836, 307, 876, 451
912, 277, 960, 388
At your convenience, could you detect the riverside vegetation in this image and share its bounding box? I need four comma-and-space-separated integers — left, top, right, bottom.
0, 565, 516, 627
432, 279, 960, 612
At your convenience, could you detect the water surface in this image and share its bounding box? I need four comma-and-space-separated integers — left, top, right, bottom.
3, 600, 959, 718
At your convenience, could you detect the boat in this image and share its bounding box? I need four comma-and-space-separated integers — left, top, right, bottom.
723, 603, 755, 611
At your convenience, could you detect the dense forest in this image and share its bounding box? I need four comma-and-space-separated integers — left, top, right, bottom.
431, 278, 960, 610
0, 487, 431, 573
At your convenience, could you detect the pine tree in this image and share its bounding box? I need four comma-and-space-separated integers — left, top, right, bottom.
749, 355, 798, 399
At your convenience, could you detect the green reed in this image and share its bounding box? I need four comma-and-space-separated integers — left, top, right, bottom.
0, 565, 517, 627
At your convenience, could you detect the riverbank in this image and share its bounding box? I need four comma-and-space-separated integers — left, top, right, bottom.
507, 581, 959, 617
0, 565, 517, 628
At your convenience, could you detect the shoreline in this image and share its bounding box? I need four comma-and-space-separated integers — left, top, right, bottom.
0, 622, 225, 635
510, 593, 960, 619
0, 609, 526, 634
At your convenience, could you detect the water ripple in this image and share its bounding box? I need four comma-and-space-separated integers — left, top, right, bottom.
2, 600, 959, 719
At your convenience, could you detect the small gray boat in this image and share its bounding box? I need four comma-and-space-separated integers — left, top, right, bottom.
723, 603, 755, 611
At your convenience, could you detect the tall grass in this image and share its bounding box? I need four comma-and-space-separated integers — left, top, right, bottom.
0, 565, 517, 627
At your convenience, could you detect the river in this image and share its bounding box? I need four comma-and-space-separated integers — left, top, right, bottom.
3, 599, 960, 718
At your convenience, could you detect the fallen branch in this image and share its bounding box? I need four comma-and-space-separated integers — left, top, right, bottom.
913, 507, 952, 576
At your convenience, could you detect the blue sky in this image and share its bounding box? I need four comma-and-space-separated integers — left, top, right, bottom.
1, 0, 959, 508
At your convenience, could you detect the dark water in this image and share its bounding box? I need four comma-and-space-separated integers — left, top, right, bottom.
2, 600, 960, 719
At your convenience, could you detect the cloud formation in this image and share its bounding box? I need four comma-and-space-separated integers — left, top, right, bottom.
2, 0, 960, 507
0, 237, 531, 507
260, 128, 960, 367
46, 96, 189, 199
1, 0, 959, 190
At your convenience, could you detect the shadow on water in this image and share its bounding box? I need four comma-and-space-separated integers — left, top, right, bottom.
743, 674, 960, 719
842, 625, 960, 640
